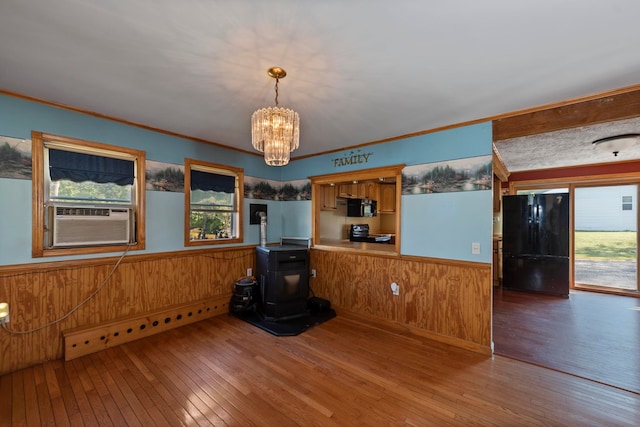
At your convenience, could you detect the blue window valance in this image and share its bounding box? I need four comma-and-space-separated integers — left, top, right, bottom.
191, 170, 235, 193
49, 149, 134, 185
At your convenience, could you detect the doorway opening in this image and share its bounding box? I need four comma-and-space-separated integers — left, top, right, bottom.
574, 184, 638, 292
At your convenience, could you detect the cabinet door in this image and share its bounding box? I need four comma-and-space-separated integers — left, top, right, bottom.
364, 182, 379, 200
357, 183, 367, 198
339, 183, 356, 198
321, 185, 337, 210
493, 175, 502, 212
379, 183, 396, 212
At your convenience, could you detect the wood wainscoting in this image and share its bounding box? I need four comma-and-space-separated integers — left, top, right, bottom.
0, 246, 256, 375
310, 248, 492, 354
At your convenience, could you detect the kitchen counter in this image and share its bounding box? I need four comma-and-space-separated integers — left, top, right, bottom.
314, 238, 398, 254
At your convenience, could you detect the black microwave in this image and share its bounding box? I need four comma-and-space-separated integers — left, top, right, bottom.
347, 198, 377, 217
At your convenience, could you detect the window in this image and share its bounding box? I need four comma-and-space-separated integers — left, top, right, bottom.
32, 131, 146, 257
622, 195, 633, 211
184, 158, 243, 246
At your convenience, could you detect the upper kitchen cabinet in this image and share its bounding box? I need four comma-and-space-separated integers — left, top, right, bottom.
362, 182, 379, 200
379, 183, 396, 213
338, 182, 358, 198
338, 181, 379, 199
320, 184, 338, 210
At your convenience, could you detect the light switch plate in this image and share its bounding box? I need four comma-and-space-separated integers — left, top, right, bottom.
471, 242, 481, 254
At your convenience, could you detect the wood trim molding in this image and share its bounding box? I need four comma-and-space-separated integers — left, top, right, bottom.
492, 143, 510, 181
309, 164, 406, 184
507, 159, 640, 186
0, 245, 257, 275
31, 131, 147, 257
183, 158, 245, 247
310, 164, 405, 255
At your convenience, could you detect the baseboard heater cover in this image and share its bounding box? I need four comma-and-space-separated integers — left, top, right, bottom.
63, 295, 230, 361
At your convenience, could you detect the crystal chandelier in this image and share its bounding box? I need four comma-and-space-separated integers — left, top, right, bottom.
251, 67, 300, 166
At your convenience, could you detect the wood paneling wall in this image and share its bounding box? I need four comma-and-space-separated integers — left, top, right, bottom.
310, 248, 492, 354
0, 245, 492, 374
0, 246, 255, 375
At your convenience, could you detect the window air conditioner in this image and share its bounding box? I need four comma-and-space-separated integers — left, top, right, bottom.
50, 205, 131, 247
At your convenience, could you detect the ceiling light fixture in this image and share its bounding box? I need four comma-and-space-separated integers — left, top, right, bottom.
592, 133, 640, 157
251, 67, 300, 166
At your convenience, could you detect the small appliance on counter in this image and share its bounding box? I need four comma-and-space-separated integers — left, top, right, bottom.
349, 224, 391, 243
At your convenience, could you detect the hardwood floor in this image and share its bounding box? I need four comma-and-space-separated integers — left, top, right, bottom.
2, 311, 640, 426
493, 288, 640, 394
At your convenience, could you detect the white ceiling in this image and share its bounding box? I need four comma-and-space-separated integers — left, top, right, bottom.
1, 0, 640, 171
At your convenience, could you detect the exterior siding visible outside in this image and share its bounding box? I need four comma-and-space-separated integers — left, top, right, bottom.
575, 185, 637, 231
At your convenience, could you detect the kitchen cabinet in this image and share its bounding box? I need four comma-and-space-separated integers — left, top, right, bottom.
338, 183, 357, 198
493, 237, 502, 286
339, 181, 378, 199
379, 183, 396, 213
320, 184, 338, 210
362, 182, 378, 200
493, 175, 502, 212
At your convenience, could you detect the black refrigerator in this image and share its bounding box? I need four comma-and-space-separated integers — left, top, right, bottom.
502, 193, 570, 297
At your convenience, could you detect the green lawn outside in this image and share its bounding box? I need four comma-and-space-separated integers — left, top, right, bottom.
574, 231, 637, 261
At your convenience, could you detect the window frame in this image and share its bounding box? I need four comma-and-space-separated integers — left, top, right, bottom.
31, 131, 146, 257
184, 158, 244, 247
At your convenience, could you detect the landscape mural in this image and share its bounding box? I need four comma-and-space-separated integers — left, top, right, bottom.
402, 155, 492, 195
0, 136, 31, 180
244, 176, 311, 201
146, 160, 184, 192
145, 160, 311, 200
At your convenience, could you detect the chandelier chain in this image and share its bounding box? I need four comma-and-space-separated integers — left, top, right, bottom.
274, 78, 280, 106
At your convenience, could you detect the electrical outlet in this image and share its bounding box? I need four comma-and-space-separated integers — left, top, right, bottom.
390, 282, 400, 296
247, 268, 253, 277
311, 269, 317, 278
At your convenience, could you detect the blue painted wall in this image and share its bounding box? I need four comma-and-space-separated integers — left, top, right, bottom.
0, 93, 493, 265
0, 94, 280, 264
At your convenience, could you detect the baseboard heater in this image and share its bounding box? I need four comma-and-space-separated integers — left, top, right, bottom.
63, 295, 230, 361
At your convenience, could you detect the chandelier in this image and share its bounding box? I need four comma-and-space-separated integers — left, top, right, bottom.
251, 67, 300, 166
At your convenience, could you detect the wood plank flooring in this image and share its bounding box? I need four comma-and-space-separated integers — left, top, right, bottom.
2, 310, 640, 426
493, 288, 640, 394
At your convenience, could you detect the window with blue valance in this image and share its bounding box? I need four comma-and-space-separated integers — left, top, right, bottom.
49, 149, 134, 185
191, 170, 235, 193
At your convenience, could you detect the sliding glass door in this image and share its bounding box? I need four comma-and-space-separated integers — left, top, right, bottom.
574, 184, 638, 291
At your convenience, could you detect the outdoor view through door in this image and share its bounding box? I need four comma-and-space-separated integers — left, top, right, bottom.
574, 184, 638, 291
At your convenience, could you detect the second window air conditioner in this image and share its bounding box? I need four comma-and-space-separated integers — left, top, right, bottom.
50, 205, 132, 247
